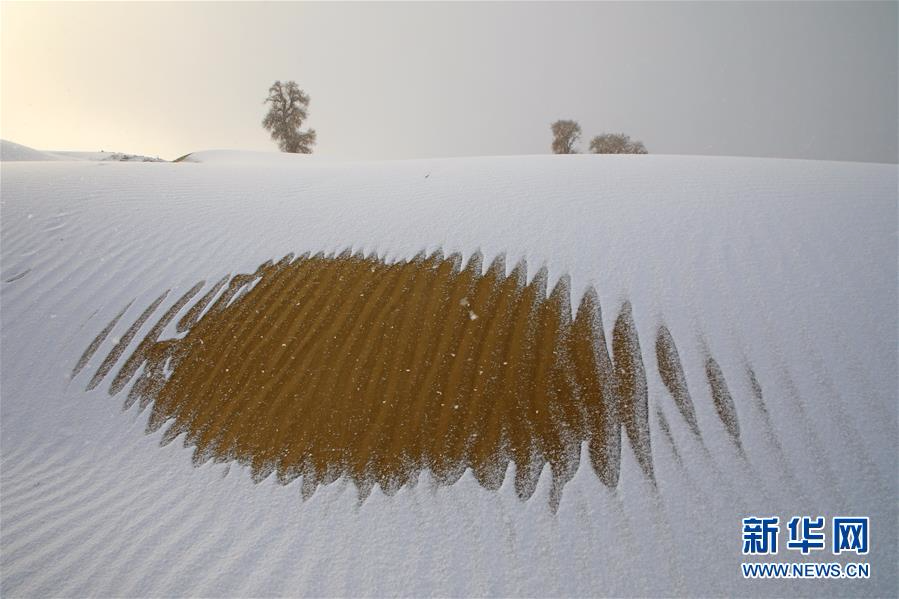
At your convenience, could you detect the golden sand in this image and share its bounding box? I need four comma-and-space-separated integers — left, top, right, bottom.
79, 251, 744, 506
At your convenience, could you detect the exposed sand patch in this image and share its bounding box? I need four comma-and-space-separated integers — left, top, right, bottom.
706, 357, 741, 450
79, 251, 747, 506
655, 326, 700, 438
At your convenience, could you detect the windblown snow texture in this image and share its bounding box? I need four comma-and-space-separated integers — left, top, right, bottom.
1, 150, 896, 596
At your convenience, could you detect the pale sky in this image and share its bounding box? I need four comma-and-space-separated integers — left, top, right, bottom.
1, 1, 896, 162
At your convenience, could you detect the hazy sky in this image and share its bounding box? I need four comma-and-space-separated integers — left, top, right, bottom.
2, 1, 896, 162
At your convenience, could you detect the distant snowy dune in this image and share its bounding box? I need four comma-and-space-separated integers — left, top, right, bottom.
1, 139, 164, 162
176, 148, 342, 164
1, 152, 896, 597
0, 139, 63, 161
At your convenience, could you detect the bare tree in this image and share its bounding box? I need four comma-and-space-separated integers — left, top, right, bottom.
589, 133, 647, 154
262, 81, 317, 153
551, 120, 581, 154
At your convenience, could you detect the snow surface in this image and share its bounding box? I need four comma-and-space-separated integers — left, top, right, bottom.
1, 140, 163, 162
178, 149, 340, 165
1, 149, 896, 596
0, 139, 64, 162
51, 151, 165, 162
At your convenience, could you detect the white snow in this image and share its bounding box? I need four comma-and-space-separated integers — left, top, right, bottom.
1, 140, 163, 162
178, 149, 340, 164
51, 151, 165, 162
1, 150, 896, 596
0, 139, 64, 162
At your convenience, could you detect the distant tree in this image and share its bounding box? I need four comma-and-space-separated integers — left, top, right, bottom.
551, 120, 581, 154
262, 81, 316, 153
589, 133, 647, 154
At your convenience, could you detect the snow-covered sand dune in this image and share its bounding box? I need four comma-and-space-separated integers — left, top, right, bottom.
1, 150, 896, 596
0, 139, 163, 163
0, 140, 64, 162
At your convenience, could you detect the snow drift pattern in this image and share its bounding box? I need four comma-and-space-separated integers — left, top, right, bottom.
78, 250, 750, 508
5, 154, 892, 597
